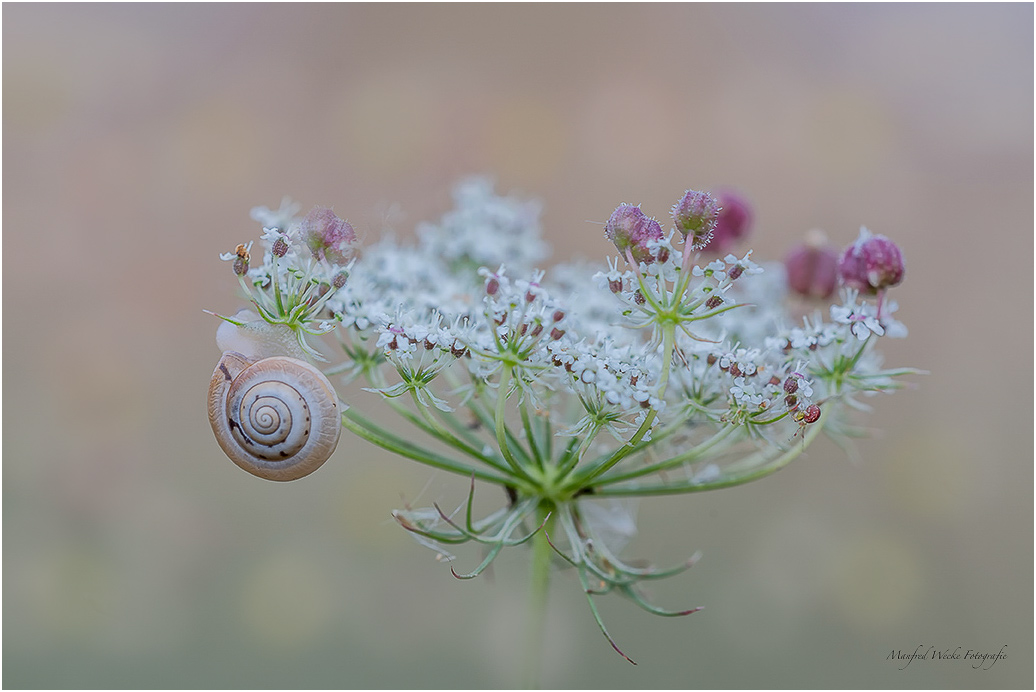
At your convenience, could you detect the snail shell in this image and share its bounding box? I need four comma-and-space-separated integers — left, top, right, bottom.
208, 352, 342, 481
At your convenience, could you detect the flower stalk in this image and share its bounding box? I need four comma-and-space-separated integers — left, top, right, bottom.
524, 505, 555, 689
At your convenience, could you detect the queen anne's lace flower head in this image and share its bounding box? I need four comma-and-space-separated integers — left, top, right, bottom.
209, 177, 918, 666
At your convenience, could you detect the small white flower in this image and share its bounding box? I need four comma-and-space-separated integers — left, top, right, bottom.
832, 302, 885, 340
261, 226, 295, 244
219, 241, 252, 261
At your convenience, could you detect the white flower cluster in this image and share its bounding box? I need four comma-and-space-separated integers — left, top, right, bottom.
225, 178, 911, 481
417, 177, 548, 272
214, 177, 918, 664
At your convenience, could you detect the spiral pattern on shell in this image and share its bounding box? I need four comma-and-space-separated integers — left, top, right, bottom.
208, 352, 342, 481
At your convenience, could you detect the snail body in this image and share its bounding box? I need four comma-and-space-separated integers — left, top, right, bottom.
208, 351, 342, 481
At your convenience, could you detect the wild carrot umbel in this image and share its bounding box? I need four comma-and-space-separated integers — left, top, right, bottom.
207, 178, 918, 668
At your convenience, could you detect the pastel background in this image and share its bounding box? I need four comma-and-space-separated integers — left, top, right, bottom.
4, 4, 1031, 688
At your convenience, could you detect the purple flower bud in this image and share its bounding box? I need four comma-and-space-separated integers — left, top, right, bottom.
837, 228, 905, 294
784, 230, 839, 299
704, 190, 753, 254
485, 276, 500, 295
272, 237, 289, 258
671, 190, 719, 250
231, 243, 249, 276
803, 404, 821, 424
705, 295, 723, 310
605, 204, 664, 264
332, 270, 349, 289
300, 207, 356, 265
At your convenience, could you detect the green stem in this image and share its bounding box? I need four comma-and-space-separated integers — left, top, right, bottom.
590, 424, 739, 486
520, 399, 545, 469
557, 422, 602, 478
340, 407, 515, 486
589, 421, 825, 497
458, 374, 534, 469
496, 365, 531, 479
367, 367, 512, 474
524, 505, 554, 689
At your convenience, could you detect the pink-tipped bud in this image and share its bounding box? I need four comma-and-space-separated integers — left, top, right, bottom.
671, 190, 719, 250
837, 228, 905, 294
332, 270, 349, 289
605, 204, 664, 264
784, 230, 839, 299
272, 237, 289, 258
300, 207, 356, 265
704, 190, 753, 254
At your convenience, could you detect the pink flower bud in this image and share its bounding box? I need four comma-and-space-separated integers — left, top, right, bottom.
784, 230, 839, 299
300, 207, 356, 265
704, 190, 753, 254
671, 190, 719, 250
803, 404, 821, 424
605, 204, 664, 264
837, 228, 905, 294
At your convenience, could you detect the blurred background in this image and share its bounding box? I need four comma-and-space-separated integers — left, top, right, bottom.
3, 4, 1032, 688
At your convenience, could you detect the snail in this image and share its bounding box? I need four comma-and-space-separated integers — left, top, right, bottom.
208, 311, 342, 481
